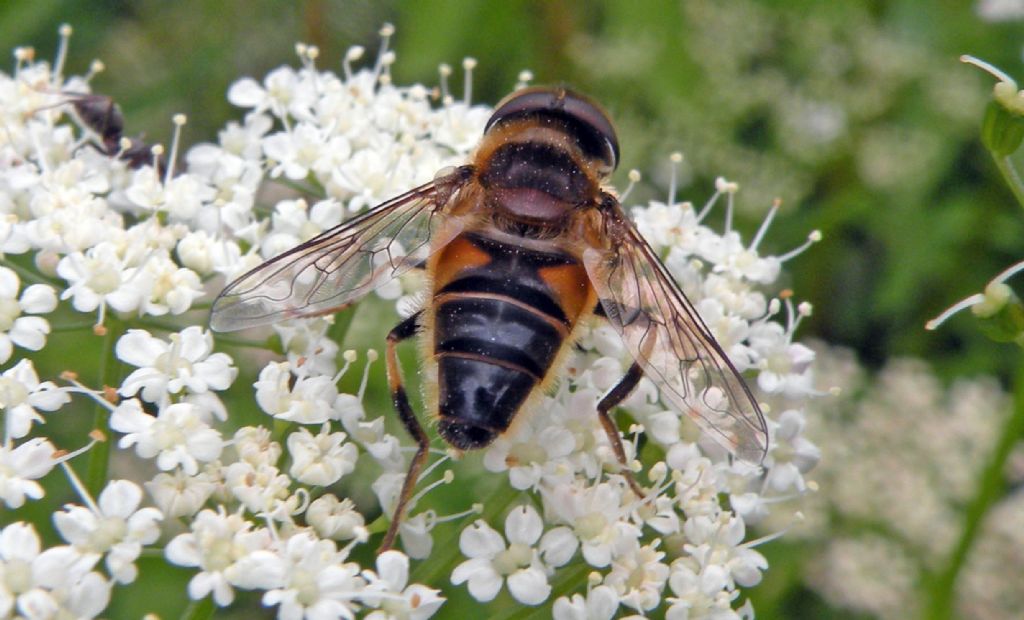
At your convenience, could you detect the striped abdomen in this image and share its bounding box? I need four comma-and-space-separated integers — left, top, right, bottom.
429, 231, 594, 450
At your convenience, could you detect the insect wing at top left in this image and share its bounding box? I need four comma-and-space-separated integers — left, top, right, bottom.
210, 168, 475, 332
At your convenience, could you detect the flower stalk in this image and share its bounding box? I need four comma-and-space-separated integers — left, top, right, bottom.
922, 364, 1024, 620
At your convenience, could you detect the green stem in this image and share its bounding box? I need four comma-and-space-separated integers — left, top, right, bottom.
922, 363, 1024, 619
992, 152, 1024, 210
84, 320, 123, 496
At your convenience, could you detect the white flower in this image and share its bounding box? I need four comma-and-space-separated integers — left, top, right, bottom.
165, 509, 279, 606
0, 358, 70, 439
117, 327, 237, 404
0, 267, 56, 363
604, 542, 670, 612
0, 438, 58, 508
542, 480, 641, 568
56, 241, 143, 315
762, 409, 821, 493
255, 361, 340, 424
135, 254, 204, 315
232, 425, 283, 467
261, 531, 365, 619
307, 495, 368, 542
110, 400, 223, 474
482, 403, 576, 490
287, 425, 359, 486
363, 550, 445, 620
0, 521, 111, 619
223, 460, 295, 516
451, 505, 575, 605
53, 479, 163, 584
144, 469, 216, 518
552, 585, 620, 620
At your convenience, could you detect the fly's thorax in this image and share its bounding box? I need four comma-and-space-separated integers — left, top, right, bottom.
474, 120, 604, 225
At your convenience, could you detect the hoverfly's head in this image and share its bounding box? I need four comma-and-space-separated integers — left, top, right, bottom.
485, 86, 619, 175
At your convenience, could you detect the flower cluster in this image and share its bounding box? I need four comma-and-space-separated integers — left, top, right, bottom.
794, 345, 1023, 620
0, 24, 822, 618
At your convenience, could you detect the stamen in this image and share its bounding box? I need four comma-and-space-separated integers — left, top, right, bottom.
667, 152, 683, 207
149, 143, 165, 173
332, 349, 357, 384
378, 51, 395, 86
418, 453, 452, 486
84, 59, 105, 82
59, 460, 102, 514
373, 23, 395, 84
14, 47, 35, 75
750, 199, 781, 251
438, 63, 452, 101
462, 57, 477, 105
358, 349, 377, 401
960, 54, 1017, 87
409, 469, 454, 507
164, 114, 186, 184
53, 24, 73, 82
743, 511, 805, 548
778, 230, 822, 262
925, 293, 985, 330
991, 256, 1024, 284
619, 169, 641, 203
714, 177, 739, 233
343, 46, 365, 81
432, 502, 484, 524
515, 70, 534, 90
697, 182, 723, 222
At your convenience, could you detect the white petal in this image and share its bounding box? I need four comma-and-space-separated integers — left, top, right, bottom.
98, 480, 142, 518
459, 521, 505, 558
505, 504, 543, 546
507, 567, 551, 605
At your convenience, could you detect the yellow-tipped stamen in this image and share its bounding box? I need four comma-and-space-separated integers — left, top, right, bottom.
165, 114, 187, 184
462, 57, 477, 105
373, 23, 395, 84
53, 24, 73, 82
438, 63, 452, 101
515, 70, 534, 90
343, 46, 365, 81
619, 169, 641, 203
667, 152, 683, 207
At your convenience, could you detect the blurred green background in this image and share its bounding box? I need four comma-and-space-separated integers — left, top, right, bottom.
4, 0, 1024, 618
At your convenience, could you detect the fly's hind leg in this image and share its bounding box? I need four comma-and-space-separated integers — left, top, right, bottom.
380, 310, 427, 552
596, 361, 647, 499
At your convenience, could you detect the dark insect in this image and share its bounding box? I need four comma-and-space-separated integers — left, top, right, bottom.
210, 87, 769, 551
66, 93, 156, 169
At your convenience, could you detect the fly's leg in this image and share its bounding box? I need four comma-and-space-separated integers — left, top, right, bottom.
380, 310, 427, 552
596, 361, 646, 499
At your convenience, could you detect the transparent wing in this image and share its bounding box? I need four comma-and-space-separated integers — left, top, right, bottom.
582, 198, 769, 463
210, 167, 475, 332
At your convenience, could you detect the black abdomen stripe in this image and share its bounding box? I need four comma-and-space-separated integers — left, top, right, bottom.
435, 297, 562, 376
438, 275, 569, 326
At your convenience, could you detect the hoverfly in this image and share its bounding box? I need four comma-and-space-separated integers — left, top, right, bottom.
210, 87, 769, 551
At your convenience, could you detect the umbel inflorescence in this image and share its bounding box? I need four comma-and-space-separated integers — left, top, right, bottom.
0, 25, 821, 618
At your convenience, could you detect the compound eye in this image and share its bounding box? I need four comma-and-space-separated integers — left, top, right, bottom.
486, 87, 619, 171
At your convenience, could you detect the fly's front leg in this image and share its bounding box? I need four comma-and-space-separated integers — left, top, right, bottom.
596, 361, 646, 499
592, 301, 647, 499
379, 310, 427, 552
